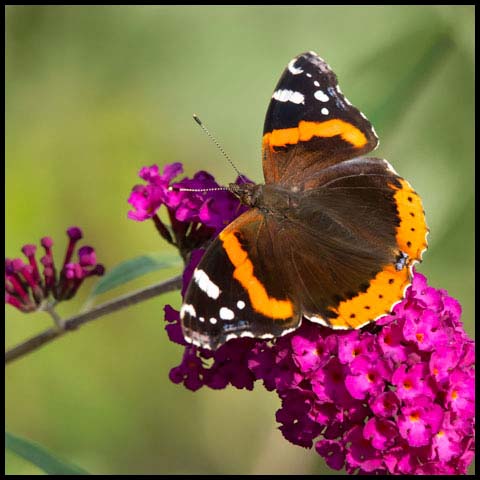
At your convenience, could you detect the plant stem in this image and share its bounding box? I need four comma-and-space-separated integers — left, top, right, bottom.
5, 274, 182, 366
44, 302, 65, 330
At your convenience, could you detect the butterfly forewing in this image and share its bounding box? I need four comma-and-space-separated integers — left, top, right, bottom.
262, 52, 378, 187
181, 209, 302, 350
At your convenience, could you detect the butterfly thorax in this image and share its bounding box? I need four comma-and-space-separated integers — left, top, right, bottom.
229, 182, 298, 216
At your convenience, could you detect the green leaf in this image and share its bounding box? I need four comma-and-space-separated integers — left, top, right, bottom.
5, 431, 90, 475
89, 252, 182, 297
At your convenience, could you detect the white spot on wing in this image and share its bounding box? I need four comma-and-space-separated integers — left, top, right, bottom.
273, 89, 305, 105
321, 108, 329, 115
225, 333, 238, 342
371, 126, 380, 149
260, 333, 274, 339
314, 80, 320, 87
335, 85, 353, 105
331, 324, 350, 331
194, 269, 221, 299
280, 317, 303, 337
237, 300, 245, 310
180, 304, 196, 319
306, 73, 312, 78
209, 317, 217, 325
190, 338, 203, 348
288, 59, 303, 75
240, 332, 254, 338
314, 90, 329, 102
355, 319, 373, 329
382, 159, 398, 175
219, 307, 235, 320
183, 328, 214, 349
305, 315, 330, 328
280, 326, 298, 336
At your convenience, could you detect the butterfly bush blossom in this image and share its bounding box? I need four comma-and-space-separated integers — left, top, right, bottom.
129, 163, 475, 475
5, 227, 104, 312
127, 162, 248, 261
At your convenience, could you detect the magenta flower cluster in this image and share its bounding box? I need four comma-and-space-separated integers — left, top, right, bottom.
127, 163, 248, 259
166, 265, 475, 474
129, 163, 475, 475
5, 227, 104, 312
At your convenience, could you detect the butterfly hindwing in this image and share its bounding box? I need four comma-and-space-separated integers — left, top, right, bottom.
275, 157, 428, 329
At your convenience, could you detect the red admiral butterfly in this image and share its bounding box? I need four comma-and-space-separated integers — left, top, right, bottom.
181, 51, 428, 350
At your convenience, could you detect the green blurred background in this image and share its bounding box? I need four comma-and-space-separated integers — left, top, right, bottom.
5, 5, 474, 475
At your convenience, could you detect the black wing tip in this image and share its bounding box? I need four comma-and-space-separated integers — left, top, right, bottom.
295, 51, 331, 67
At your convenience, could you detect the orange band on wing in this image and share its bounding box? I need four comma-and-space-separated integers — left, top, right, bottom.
330, 264, 411, 329
263, 119, 368, 150
329, 179, 428, 329
390, 178, 428, 261
219, 230, 294, 319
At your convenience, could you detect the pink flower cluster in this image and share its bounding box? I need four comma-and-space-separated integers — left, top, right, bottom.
5, 227, 104, 312
166, 260, 475, 474
127, 163, 248, 258
128, 163, 475, 474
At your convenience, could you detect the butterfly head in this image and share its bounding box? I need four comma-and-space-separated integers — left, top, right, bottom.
228, 182, 261, 207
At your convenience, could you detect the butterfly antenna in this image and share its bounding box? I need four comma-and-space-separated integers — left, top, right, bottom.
168, 186, 230, 193
193, 114, 249, 184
